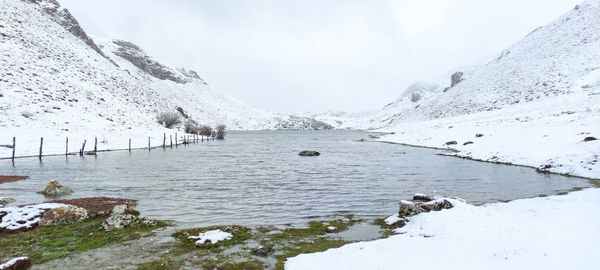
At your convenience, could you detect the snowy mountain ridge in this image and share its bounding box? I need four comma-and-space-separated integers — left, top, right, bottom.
318, 0, 599, 130
0, 0, 331, 134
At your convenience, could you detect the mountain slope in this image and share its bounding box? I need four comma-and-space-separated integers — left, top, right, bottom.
318, 0, 600, 178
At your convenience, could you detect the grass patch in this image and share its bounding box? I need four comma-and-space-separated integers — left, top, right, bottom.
202, 258, 265, 270
0, 217, 169, 264
137, 258, 184, 270
274, 238, 347, 270
173, 225, 251, 251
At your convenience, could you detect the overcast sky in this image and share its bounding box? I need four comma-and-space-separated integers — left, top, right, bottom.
60, 0, 580, 114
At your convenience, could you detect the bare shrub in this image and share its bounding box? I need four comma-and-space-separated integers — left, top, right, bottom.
157, 112, 181, 128
199, 125, 213, 136
185, 122, 199, 134
216, 124, 226, 140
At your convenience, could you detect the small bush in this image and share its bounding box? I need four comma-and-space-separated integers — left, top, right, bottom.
157, 112, 181, 128
216, 124, 226, 140
184, 122, 199, 134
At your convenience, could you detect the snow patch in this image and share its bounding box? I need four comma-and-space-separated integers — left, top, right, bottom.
0, 203, 67, 231
188, 229, 233, 245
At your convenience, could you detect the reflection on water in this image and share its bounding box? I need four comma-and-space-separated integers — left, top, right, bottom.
0, 130, 592, 227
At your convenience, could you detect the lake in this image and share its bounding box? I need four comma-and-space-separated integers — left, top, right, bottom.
0, 130, 593, 227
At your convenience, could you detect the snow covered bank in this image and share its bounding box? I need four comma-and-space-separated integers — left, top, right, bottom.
286, 188, 600, 270
377, 92, 600, 179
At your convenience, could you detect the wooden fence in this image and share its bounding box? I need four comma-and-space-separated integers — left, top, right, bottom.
3, 132, 216, 162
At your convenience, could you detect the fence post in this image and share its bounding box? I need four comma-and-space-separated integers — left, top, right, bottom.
80, 140, 86, 156
170, 135, 173, 148
128, 139, 131, 152
11, 137, 15, 161
65, 137, 68, 156
148, 137, 151, 151
175, 133, 178, 147
94, 137, 98, 152
39, 137, 43, 160
163, 133, 166, 149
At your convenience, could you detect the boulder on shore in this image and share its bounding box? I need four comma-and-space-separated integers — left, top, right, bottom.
102, 204, 155, 231
583, 136, 597, 142
102, 205, 137, 231
38, 180, 73, 197
398, 194, 453, 218
299, 151, 320, 157
39, 205, 88, 226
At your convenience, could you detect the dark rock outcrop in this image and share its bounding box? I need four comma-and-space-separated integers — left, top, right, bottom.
463, 141, 474, 146
476, 133, 484, 138
450, 72, 464, 87
299, 151, 320, 157
584, 136, 597, 142
112, 40, 205, 84
445, 141, 458, 146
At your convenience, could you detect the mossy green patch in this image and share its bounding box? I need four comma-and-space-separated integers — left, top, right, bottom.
0, 218, 169, 264
173, 225, 251, 251
201, 258, 265, 270
373, 217, 405, 237
137, 258, 184, 270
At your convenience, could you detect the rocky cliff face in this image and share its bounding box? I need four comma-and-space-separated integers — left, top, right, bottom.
112, 40, 206, 84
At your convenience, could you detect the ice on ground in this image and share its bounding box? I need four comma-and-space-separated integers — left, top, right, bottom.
188, 229, 233, 245
0, 203, 67, 231
286, 188, 600, 270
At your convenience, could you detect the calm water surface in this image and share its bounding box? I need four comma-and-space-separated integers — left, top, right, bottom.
0, 130, 592, 227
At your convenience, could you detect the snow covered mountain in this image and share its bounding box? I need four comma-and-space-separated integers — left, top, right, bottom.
317, 0, 600, 178
318, 1, 599, 131
0, 0, 331, 136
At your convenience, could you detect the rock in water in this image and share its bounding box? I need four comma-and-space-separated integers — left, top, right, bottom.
299, 151, 320, 156
0, 197, 15, 206
39, 205, 88, 226
39, 180, 74, 197
0, 257, 32, 270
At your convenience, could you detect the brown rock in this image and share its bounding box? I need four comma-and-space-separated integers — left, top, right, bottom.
39, 205, 88, 226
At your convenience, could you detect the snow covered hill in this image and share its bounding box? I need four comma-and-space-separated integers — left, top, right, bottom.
0, 0, 330, 157
317, 0, 600, 178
